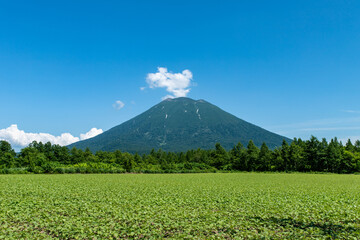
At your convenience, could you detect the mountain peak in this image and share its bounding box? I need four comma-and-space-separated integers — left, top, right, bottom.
159, 98, 210, 109
162, 97, 195, 102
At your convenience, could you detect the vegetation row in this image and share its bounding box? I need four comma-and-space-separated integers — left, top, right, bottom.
0, 136, 360, 174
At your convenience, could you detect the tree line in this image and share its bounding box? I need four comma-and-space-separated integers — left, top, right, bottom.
0, 136, 360, 174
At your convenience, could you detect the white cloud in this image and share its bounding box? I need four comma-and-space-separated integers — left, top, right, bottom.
0, 124, 103, 148
266, 116, 360, 143
343, 110, 360, 114
146, 67, 193, 99
300, 127, 360, 132
80, 128, 103, 140
268, 116, 360, 134
161, 95, 175, 100
140, 87, 146, 91
113, 100, 125, 110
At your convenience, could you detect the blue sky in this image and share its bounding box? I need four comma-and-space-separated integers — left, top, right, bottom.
1, 0, 360, 149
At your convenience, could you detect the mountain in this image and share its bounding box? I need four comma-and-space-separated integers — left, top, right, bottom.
69, 97, 291, 153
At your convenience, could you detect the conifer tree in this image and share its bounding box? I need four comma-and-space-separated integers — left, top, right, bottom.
246, 140, 259, 171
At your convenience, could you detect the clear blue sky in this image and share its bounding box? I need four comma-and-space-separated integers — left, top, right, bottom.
1, 0, 360, 149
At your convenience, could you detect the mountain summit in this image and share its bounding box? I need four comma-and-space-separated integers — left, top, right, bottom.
69, 98, 290, 153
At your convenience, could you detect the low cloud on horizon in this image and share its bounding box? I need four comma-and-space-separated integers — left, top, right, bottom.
0, 124, 103, 149
267, 115, 360, 143
342, 110, 360, 114
146, 67, 193, 100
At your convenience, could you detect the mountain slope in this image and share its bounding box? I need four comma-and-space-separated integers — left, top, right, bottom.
69, 98, 290, 153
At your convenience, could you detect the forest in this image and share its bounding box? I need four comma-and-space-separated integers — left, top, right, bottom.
1, 137, 360, 174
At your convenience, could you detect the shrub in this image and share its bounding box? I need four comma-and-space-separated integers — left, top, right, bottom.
28, 166, 44, 174
65, 168, 75, 174
54, 168, 65, 174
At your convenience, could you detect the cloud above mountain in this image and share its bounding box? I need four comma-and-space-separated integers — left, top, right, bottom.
146, 67, 193, 99
113, 100, 125, 110
0, 124, 103, 148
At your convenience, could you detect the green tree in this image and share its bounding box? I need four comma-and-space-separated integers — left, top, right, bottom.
84, 148, 95, 162
304, 136, 320, 171
230, 142, 246, 170
345, 139, 354, 152
289, 141, 304, 171
53, 145, 71, 164
341, 150, 356, 173
123, 153, 136, 172
354, 140, 360, 152
114, 150, 123, 165
246, 140, 259, 171
280, 140, 290, 171
327, 138, 342, 173
258, 142, 271, 171
315, 138, 328, 172
0, 140, 15, 154
0, 141, 16, 168
210, 143, 230, 169
271, 148, 283, 171
19, 146, 47, 169
70, 147, 85, 164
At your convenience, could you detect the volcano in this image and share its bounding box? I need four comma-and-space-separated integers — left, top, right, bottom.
69, 97, 290, 153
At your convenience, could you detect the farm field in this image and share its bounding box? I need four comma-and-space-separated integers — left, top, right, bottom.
0, 173, 359, 239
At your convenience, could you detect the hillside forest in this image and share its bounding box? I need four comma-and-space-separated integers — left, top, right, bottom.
1, 137, 360, 174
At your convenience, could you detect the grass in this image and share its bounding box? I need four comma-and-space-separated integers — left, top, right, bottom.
0, 173, 359, 239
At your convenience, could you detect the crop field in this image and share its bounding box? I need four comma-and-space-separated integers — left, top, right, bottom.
0, 173, 359, 239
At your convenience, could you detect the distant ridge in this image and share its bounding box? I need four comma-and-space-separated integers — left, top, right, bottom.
69, 97, 291, 153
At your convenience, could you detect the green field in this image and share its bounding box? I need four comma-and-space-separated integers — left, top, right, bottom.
0, 173, 359, 239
